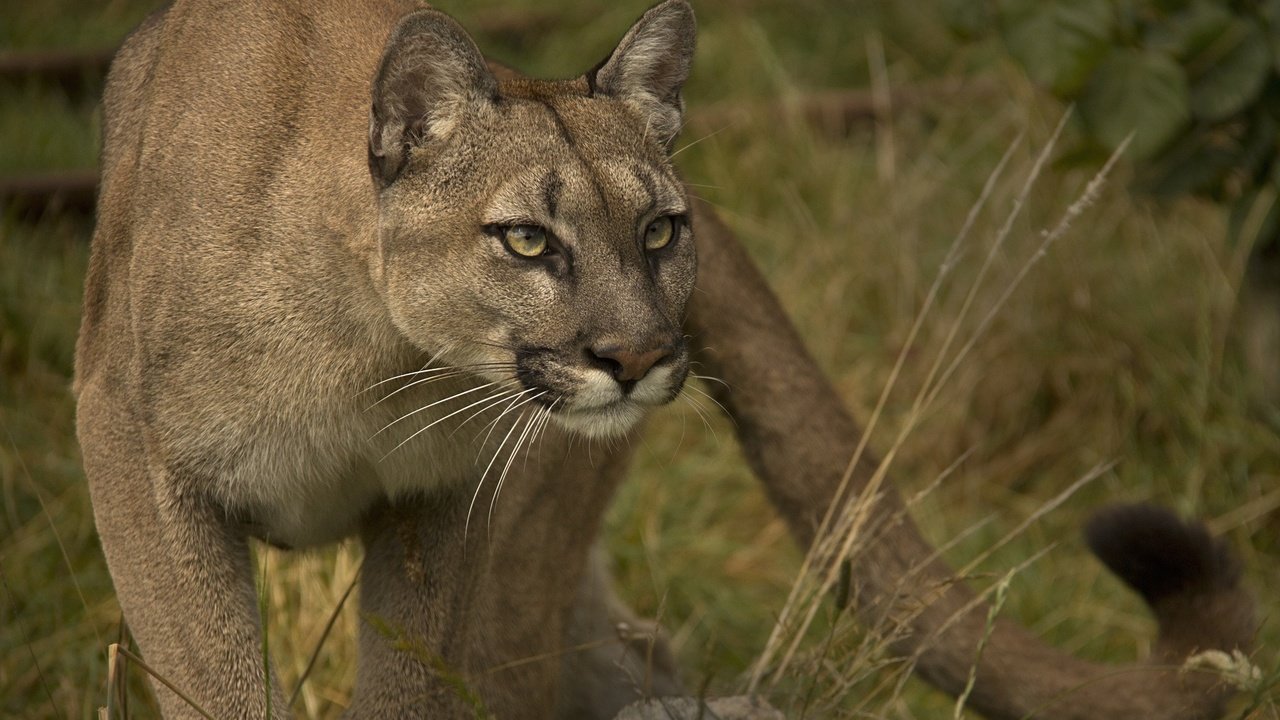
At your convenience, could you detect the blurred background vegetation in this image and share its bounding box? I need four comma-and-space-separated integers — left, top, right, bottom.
1, 0, 1277, 717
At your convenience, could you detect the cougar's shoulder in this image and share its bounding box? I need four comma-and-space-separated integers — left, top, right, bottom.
79, 0, 419, 400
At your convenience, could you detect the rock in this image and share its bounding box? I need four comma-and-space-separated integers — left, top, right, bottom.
613, 695, 784, 720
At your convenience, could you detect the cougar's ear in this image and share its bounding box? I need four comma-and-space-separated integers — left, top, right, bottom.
589, 0, 696, 149
369, 9, 497, 188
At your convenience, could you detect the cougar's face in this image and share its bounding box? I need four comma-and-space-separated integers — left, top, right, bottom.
376, 90, 695, 438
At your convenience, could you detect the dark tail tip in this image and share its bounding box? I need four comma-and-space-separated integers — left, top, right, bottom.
1084, 503, 1241, 607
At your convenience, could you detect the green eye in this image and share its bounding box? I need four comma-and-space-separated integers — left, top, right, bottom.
503, 225, 549, 257
644, 216, 676, 251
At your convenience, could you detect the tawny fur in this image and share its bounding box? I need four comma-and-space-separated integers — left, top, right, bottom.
76, 1, 1253, 718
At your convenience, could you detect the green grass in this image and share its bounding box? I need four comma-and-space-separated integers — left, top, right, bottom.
2, 0, 1277, 718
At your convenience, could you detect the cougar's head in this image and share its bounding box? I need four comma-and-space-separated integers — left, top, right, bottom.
368, 1, 696, 438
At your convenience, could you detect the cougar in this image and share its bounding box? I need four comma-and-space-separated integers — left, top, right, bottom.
75, 0, 1255, 718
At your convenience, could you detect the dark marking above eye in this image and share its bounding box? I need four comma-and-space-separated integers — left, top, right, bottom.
532, 98, 612, 220
542, 170, 563, 218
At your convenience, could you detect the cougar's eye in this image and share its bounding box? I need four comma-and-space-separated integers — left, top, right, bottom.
503, 225, 549, 257
643, 216, 676, 251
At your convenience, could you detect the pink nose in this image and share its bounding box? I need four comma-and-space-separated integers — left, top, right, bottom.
589, 343, 673, 383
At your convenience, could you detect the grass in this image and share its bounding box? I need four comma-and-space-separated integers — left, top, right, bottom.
1, 0, 1277, 717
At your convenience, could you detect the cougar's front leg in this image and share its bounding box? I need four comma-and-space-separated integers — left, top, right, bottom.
348, 494, 489, 719
350, 431, 673, 718
479, 433, 683, 719
78, 387, 287, 719
352, 484, 586, 719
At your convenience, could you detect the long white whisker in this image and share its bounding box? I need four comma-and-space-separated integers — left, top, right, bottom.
686, 383, 733, 424
690, 372, 730, 390
671, 124, 732, 158
681, 392, 717, 443
486, 410, 541, 534
358, 362, 517, 396
676, 395, 689, 457
360, 362, 434, 394
473, 392, 532, 464
367, 369, 475, 409
377, 380, 506, 436
379, 382, 520, 459
521, 405, 553, 472
531, 399, 560, 467
535, 401, 556, 444
448, 387, 528, 439
474, 390, 545, 454
465, 409, 527, 543
518, 406, 547, 474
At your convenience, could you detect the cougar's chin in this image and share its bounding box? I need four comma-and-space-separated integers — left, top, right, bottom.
552, 401, 649, 439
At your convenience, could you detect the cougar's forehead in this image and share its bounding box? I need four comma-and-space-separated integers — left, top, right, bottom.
483, 158, 685, 235
474, 94, 686, 238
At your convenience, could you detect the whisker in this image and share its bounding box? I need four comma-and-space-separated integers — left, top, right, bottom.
465, 408, 529, 543
359, 362, 516, 395
690, 372, 730, 390
377, 380, 508, 436
472, 392, 533, 461
681, 392, 717, 443
486, 409, 541, 534
691, 371, 732, 389
448, 387, 529, 439
367, 369, 477, 410
378, 381, 521, 459
531, 398, 560, 467
474, 391, 545, 453
686, 382, 734, 425
671, 123, 732, 158
523, 404, 554, 471
518, 406, 547, 474
361, 361, 434, 393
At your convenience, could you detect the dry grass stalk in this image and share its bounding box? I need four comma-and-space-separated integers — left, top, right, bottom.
749, 118, 1137, 713
108, 644, 217, 720
746, 123, 1042, 693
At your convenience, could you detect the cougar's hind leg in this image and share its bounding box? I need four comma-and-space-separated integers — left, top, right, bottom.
556, 545, 683, 719
78, 388, 287, 719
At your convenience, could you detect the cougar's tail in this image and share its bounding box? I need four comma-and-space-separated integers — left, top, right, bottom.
1085, 503, 1255, 679
686, 197, 1256, 719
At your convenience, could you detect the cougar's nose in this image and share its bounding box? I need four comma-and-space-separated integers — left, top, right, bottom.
587, 339, 676, 385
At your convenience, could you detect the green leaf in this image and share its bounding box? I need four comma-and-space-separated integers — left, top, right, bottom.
1143, 1, 1232, 61
1188, 19, 1271, 122
999, 0, 1114, 95
1079, 49, 1190, 160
